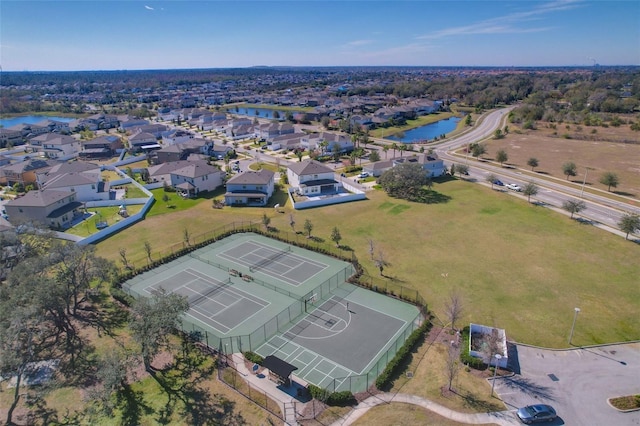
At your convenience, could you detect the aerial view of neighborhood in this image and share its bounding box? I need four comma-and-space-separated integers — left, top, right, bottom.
0, 1, 639, 425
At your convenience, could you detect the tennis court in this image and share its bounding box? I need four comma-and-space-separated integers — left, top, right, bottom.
123, 232, 423, 393
145, 268, 269, 334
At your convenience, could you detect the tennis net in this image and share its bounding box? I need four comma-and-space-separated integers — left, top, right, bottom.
187, 278, 231, 307
249, 246, 292, 272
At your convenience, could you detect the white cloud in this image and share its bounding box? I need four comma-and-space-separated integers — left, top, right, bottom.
144, 5, 154, 11
344, 40, 374, 48
418, 0, 580, 40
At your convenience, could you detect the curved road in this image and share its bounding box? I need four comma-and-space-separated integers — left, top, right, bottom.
433, 108, 640, 237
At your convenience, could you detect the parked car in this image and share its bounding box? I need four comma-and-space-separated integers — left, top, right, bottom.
506, 183, 522, 192
493, 179, 504, 186
358, 171, 369, 178
516, 404, 557, 424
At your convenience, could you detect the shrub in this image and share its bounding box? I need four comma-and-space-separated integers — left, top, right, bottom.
326, 391, 356, 406
243, 351, 264, 365
375, 320, 432, 390
308, 384, 330, 401
459, 326, 487, 370
111, 287, 135, 306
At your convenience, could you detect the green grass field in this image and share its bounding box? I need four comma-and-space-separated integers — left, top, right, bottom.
96, 179, 640, 348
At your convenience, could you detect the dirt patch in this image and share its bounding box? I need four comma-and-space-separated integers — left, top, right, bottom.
483, 121, 640, 198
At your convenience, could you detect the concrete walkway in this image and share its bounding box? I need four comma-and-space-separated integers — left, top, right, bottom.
229, 352, 520, 426
329, 393, 520, 426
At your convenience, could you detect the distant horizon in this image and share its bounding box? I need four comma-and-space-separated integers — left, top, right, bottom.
2, 0, 639, 72
3, 64, 639, 74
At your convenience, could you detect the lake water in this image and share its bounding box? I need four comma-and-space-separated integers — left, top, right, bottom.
228, 107, 299, 121
0, 115, 76, 128
387, 116, 461, 143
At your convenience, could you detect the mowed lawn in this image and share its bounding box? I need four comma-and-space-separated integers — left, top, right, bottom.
96, 180, 640, 348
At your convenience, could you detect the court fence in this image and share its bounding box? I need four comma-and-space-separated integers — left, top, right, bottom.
117, 221, 431, 406
216, 358, 286, 422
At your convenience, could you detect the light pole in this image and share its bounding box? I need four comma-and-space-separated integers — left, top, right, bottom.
580, 167, 594, 198
490, 353, 502, 397
569, 307, 581, 345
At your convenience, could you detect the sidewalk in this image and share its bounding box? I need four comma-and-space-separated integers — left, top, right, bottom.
330, 393, 520, 426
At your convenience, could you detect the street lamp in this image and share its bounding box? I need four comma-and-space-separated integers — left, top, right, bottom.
569, 307, 581, 345
490, 354, 502, 397
580, 167, 594, 198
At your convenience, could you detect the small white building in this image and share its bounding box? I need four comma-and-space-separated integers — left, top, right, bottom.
469, 323, 508, 368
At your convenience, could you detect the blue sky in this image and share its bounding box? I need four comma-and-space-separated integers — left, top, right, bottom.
1, 0, 639, 71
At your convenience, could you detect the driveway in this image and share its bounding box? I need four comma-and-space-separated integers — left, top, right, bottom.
493, 343, 640, 425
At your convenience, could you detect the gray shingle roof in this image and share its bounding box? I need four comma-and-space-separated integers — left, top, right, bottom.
226, 169, 274, 185
287, 160, 333, 176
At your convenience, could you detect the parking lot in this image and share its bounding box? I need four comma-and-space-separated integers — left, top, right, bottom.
494, 343, 640, 425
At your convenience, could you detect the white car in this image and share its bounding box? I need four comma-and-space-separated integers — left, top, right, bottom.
506, 183, 522, 192
358, 172, 369, 178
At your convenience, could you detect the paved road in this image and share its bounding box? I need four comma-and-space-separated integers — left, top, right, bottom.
433, 108, 640, 237
494, 343, 640, 426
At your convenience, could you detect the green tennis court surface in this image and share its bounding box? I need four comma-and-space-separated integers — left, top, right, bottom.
123, 232, 423, 392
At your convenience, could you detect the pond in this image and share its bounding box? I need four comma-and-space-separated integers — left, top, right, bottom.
387, 116, 462, 143
227, 107, 301, 121
0, 115, 76, 128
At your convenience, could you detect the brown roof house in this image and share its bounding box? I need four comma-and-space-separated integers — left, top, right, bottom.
287, 160, 338, 196
0, 158, 53, 186
147, 160, 223, 198
4, 189, 82, 230
224, 169, 275, 207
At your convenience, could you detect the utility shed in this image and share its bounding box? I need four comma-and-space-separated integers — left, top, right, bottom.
262, 355, 298, 386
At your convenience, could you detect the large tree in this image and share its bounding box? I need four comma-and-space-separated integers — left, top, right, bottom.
527, 157, 539, 171
495, 149, 508, 166
470, 143, 486, 159
128, 289, 189, 371
444, 290, 464, 332
378, 162, 428, 200
486, 173, 498, 189
523, 181, 539, 203
562, 199, 587, 219
599, 172, 619, 192
562, 161, 578, 180
618, 212, 640, 240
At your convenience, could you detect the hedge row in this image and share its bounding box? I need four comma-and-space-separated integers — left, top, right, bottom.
459, 326, 486, 370
375, 319, 432, 390
243, 351, 264, 365
110, 287, 135, 307
307, 385, 355, 406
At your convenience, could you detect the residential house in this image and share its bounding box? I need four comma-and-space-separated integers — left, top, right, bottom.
79, 135, 124, 159
147, 160, 223, 198
162, 129, 194, 145
362, 153, 445, 178
0, 158, 53, 186
224, 169, 275, 206
150, 139, 211, 164
118, 116, 149, 131
73, 113, 119, 131
255, 123, 294, 141
300, 132, 354, 154
0, 127, 24, 148
29, 133, 82, 160
129, 123, 169, 139
4, 189, 82, 229
129, 132, 158, 151
36, 161, 112, 201
269, 133, 304, 151
287, 160, 339, 196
